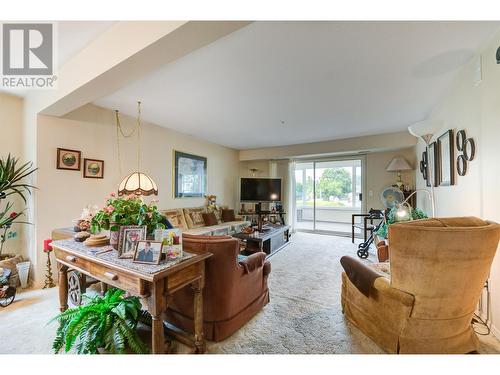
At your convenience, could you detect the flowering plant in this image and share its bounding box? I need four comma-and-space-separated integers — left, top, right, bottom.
91, 193, 166, 235
0, 204, 28, 255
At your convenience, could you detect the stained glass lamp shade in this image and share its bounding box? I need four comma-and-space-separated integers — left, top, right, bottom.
118, 172, 158, 196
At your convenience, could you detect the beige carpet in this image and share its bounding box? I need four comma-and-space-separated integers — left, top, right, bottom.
1, 232, 500, 354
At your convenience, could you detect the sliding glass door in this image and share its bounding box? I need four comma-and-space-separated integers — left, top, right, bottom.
295, 157, 364, 236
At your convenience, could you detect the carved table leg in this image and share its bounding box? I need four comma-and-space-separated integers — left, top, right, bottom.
58, 264, 69, 312
100, 282, 108, 295
147, 280, 166, 354
192, 261, 206, 354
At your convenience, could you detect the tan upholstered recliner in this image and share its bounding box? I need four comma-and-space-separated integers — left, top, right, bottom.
341, 217, 500, 354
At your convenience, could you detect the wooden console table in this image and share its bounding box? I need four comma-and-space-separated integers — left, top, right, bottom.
51, 239, 211, 354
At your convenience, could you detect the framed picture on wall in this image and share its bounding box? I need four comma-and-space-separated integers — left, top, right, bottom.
437, 129, 455, 186
427, 142, 439, 187
56, 148, 81, 171
173, 150, 207, 198
83, 158, 104, 179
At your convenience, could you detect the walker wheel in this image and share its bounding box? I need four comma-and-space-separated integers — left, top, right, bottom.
0, 286, 16, 307
357, 248, 369, 259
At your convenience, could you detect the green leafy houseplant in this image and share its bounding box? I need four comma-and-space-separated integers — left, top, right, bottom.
91, 193, 165, 235
376, 206, 428, 239
0, 154, 37, 257
50, 288, 149, 354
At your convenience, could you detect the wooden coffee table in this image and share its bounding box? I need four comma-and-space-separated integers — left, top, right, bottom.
233, 225, 290, 257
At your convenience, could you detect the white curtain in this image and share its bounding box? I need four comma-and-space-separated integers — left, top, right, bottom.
286, 160, 297, 233
269, 160, 278, 177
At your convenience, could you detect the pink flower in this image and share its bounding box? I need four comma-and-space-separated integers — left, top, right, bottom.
105, 205, 115, 213
9, 212, 17, 219
110, 192, 116, 197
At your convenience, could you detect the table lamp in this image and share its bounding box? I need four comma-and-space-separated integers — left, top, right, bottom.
386, 157, 412, 189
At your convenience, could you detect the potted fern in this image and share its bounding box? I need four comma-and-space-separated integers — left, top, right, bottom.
50, 288, 149, 354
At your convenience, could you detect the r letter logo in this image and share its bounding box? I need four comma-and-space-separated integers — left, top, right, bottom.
3, 23, 53, 75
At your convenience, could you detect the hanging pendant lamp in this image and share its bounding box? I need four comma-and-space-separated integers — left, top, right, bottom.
115, 102, 158, 197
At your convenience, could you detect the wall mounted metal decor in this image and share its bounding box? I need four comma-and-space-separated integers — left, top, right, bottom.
455, 129, 475, 176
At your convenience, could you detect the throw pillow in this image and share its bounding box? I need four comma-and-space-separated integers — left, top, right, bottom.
161, 209, 187, 231
221, 209, 236, 222
202, 212, 218, 226
184, 207, 206, 229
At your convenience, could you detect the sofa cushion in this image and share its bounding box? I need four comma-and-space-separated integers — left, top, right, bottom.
221, 209, 236, 222
207, 207, 222, 223
183, 207, 207, 229
202, 212, 218, 226
161, 209, 188, 231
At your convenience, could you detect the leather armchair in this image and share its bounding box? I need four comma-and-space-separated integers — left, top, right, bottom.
166, 233, 271, 342
341, 217, 500, 353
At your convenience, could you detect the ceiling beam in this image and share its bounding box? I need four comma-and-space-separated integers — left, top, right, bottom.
239, 131, 417, 160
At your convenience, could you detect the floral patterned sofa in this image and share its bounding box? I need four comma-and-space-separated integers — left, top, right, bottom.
161, 206, 250, 236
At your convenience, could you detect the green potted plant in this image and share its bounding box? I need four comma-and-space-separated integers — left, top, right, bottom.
0, 154, 37, 260
376, 206, 428, 239
91, 193, 165, 249
50, 288, 149, 354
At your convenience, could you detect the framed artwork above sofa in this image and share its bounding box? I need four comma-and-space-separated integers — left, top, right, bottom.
173, 150, 207, 198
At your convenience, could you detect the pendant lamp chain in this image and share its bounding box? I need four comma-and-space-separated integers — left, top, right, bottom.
115, 101, 143, 177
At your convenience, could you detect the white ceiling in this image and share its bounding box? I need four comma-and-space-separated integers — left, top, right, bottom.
94, 21, 500, 150
0, 21, 115, 97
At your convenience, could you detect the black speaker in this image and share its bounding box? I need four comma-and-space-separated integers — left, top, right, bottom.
255, 202, 262, 213
497, 46, 500, 64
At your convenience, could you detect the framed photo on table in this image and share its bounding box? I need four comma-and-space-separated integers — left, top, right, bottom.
118, 225, 147, 259
133, 240, 163, 265
437, 130, 455, 186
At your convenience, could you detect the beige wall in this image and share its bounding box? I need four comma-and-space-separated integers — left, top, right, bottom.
0, 93, 24, 256
34, 104, 239, 283
414, 31, 500, 338
365, 147, 416, 210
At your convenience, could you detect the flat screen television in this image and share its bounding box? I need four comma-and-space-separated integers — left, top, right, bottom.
240, 178, 281, 202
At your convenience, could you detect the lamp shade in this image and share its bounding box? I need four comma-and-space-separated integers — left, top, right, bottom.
408, 120, 442, 144
386, 157, 412, 172
118, 172, 158, 196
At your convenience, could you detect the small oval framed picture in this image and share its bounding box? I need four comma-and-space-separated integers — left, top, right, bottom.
133, 240, 163, 265
83, 158, 104, 179
57, 148, 81, 171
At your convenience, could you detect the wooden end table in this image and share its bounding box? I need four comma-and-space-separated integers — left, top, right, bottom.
52, 239, 211, 354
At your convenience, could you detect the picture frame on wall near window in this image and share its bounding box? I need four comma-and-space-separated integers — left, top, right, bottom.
437, 129, 455, 186
173, 150, 207, 198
